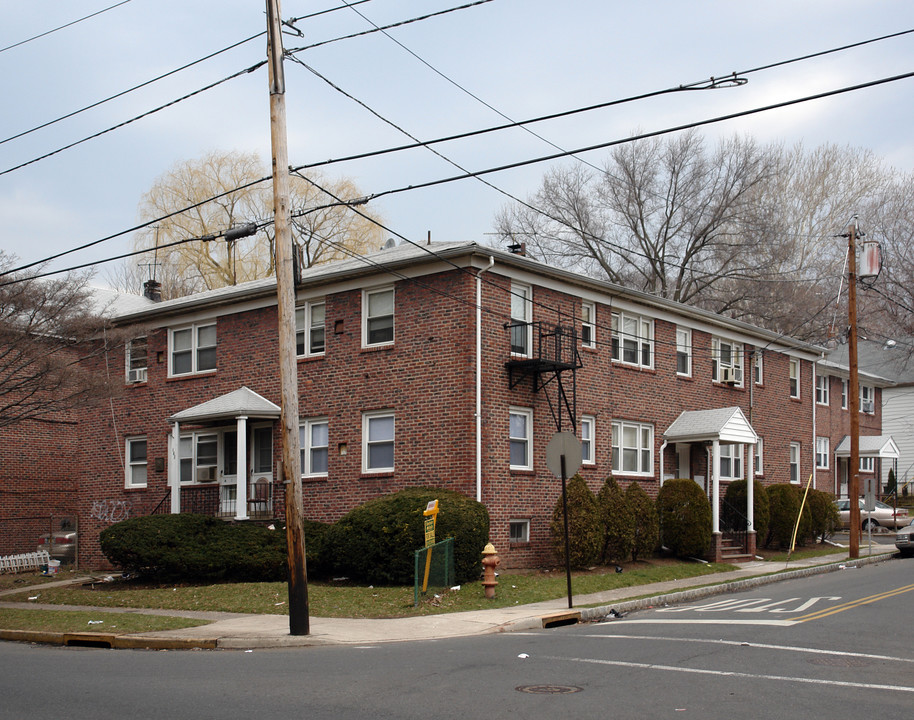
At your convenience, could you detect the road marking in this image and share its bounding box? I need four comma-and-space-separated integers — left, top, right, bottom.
539, 654, 914, 694
793, 583, 914, 622
615, 618, 796, 626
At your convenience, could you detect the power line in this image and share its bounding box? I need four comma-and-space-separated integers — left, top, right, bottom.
0, 0, 133, 54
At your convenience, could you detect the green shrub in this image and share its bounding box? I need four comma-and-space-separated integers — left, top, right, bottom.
887, 468, 897, 496
550, 474, 602, 569
765, 483, 801, 549
722, 479, 770, 543
625, 481, 659, 561
803, 489, 838, 544
656, 479, 712, 559
597, 477, 633, 564
320, 487, 489, 585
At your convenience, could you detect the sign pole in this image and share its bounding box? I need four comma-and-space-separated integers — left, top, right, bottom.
561, 454, 573, 609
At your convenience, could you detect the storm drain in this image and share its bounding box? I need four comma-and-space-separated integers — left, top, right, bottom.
63, 633, 114, 648
516, 685, 583, 695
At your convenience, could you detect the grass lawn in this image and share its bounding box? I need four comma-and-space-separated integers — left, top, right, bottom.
0, 607, 208, 634
1, 559, 739, 618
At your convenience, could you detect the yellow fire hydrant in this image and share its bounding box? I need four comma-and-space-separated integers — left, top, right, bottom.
481, 542, 500, 599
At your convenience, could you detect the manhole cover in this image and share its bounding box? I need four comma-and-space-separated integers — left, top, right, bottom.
808, 656, 872, 668
516, 685, 583, 695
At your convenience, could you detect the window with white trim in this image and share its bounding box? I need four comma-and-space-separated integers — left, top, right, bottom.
126, 337, 147, 384
296, 301, 325, 356
676, 327, 691, 376
509, 407, 533, 470
126, 436, 147, 488
581, 415, 595, 465
754, 437, 764, 476
300, 418, 329, 477
711, 337, 744, 385
815, 374, 829, 405
170, 323, 216, 376
510, 283, 532, 356
612, 420, 653, 476
790, 442, 801, 484
860, 456, 874, 472
789, 359, 800, 398
754, 351, 763, 385
179, 432, 219, 483
719, 444, 743, 480
841, 379, 848, 409
509, 519, 530, 543
816, 436, 829, 469
363, 287, 394, 347
611, 312, 653, 368
363, 411, 395, 472
581, 302, 596, 349
860, 385, 875, 414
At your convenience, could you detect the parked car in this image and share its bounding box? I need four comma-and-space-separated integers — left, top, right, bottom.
896, 518, 914, 556
834, 499, 909, 531
37, 529, 77, 563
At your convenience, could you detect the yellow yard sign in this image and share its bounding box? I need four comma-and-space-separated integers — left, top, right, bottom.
422, 500, 439, 592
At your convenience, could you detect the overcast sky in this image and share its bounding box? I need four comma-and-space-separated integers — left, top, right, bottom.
2, 0, 913, 289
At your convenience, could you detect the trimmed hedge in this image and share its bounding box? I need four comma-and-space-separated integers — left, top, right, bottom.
722, 479, 770, 542
320, 487, 489, 585
765, 483, 801, 549
656, 478, 712, 559
803, 489, 838, 544
625, 481, 659, 562
550, 474, 602, 568
597, 477, 633, 564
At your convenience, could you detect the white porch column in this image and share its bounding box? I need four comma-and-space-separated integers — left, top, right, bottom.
712, 439, 720, 534
170, 422, 181, 514
747, 444, 755, 532
235, 415, 249, 520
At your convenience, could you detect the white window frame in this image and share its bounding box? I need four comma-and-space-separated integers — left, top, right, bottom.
125, 436, 148, 488
860, 385, 875, 414
581, 301, 596, 349
612, 420, 654, 477
841, 379, 849, 409
815, 374, 829, 406
362, 287, 395, 348
300, 417, 329, 477
126, 336, 148, 384
509, 519, 530, 543
816, 436, 829, 470
676, 327, 691, 377
754, 351, 763, 386
296, 300, 326, 357
790, 442, 801, 485
510, 282, 533, 357
169, 322, 216, 377
711, 337, 744, 386
754, 437, 764, 476
509, 407, 533, 470
860, 456, 875, 473
178, 431, 220, 484
362, 411, 395, 473
719, 444, 743, 480
789, 359, 800, 399
581, 415, 595, 465
611, 311, 654, 369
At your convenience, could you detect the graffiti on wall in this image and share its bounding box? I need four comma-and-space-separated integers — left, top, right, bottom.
90, 499, 131, 524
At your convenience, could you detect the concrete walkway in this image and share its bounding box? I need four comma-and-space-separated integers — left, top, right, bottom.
0, 549, 897, 649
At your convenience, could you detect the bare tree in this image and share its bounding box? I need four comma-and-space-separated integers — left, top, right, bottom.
108, 151, 386, 297
0, 252, 114, 428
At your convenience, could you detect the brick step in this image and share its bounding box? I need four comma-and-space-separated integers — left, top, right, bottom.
720, 552, 754, 563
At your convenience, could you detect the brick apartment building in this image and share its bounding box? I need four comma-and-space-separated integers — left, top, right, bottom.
0, 240, 891, 568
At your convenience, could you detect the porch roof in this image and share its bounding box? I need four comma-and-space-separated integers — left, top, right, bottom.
663, 406, 758, 445
834, 435, 899, 459
168, 386, 281, 424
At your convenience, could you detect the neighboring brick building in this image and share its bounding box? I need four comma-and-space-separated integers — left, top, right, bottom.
0, 240, 892, 568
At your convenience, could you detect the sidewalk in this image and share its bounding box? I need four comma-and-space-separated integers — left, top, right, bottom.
0, 549, 896, 650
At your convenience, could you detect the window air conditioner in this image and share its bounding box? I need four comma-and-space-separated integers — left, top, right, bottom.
127, 368, 147, 383
196, 466, 217, 482
721, 367, 742, 385
861, 400, 874, 413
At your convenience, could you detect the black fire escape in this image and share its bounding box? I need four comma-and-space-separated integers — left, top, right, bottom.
505, 321, 583, 432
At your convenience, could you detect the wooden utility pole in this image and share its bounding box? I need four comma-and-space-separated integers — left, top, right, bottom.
266, 0, 309, 634
847, 217, 861, 560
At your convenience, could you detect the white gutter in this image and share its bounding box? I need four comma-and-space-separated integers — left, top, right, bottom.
476, 256, 495, 502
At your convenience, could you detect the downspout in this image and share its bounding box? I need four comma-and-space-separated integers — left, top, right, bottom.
658, 440, 668, 487
476, 256, 495, 502
812, 358, 820, 490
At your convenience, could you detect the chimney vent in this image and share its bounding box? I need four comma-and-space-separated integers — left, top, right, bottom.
143, 280, 162, 302
508, 242, 526, 256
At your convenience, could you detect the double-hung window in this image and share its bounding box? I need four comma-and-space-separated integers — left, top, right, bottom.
296, 301, 325, 356
816, 374, 829, 405
170, 323, 216, 376
789, 359, 800, 399
676, 327, 691, 376
126, 437, 147, 488
180, 433, 219, 483
126, 337, 148, 384
754, 351, 763, 385
860, 456, 874, 472
581, 302, 596, 349
860, 385, 875, 414
509, 407, 533, 470
581, 415, 595, 465
719, 444, 742, 480
754, 437, 764, 476
510, 283, 533, 356
300, 418, 329, 477
816, 437, 829, 469
712, 338, 743, 385
790, 442, 801, 484
612, 420, 653, 476
841, 379, 849, 409
611, 312, 653, 368
363, 411, 394, 472
363, 287, 394, 347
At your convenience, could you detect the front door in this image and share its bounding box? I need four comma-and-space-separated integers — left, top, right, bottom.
249, 425, 273, 516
